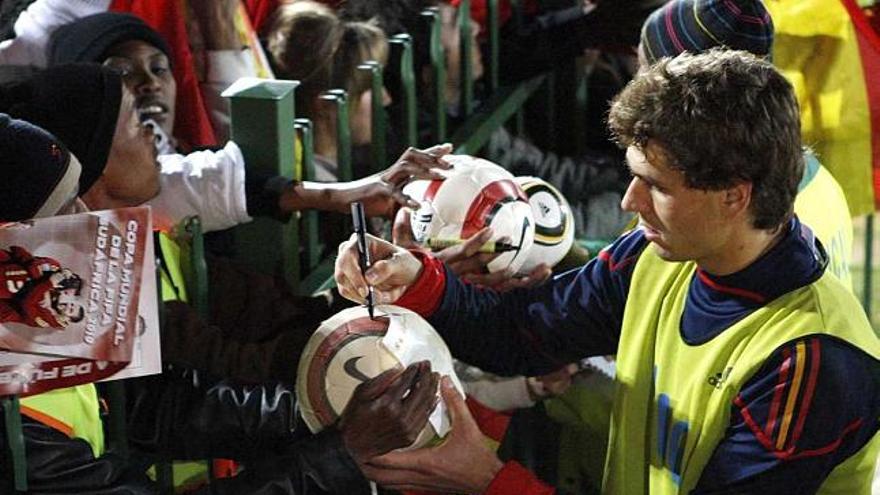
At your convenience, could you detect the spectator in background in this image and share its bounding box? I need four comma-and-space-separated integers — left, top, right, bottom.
266, 0, 391, 182
0, 113, 157, 493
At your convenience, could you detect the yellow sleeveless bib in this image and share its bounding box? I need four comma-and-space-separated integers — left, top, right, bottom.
604, 245, 880, 494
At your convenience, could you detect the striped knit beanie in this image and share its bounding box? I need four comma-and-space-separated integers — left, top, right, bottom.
640, 0, 773, 64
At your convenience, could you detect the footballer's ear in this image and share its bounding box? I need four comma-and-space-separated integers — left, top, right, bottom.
722, 182, 752, 219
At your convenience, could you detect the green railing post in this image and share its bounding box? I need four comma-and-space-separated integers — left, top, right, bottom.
319, 89, 352, 182
487, 0, 500, 92
105, 382, 129, 460
458, 0, 474, 117
222, 78, 301, 288
390, 34, 418, 147
179, 217, 209, 319
357, 61, 387, 173
864, 214, 874, 320
294, 118, 321, 272
3, 395, 27, 492
422, 8, 447, 143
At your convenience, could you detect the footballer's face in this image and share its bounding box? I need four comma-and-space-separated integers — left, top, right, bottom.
52, 288, 85, 324
55, 289, 84, 322
620, 142, 731, 266
104, 40, 177, 140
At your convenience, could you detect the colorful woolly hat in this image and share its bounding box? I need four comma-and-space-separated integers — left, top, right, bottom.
640, 0, 773, 64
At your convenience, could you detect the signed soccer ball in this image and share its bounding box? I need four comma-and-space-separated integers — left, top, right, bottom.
296, 305, 461, 449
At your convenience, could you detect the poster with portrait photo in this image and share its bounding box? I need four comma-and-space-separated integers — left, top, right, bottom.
0, 207, 161, 396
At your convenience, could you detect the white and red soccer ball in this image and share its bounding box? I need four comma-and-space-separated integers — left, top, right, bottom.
402, 155, 535, 273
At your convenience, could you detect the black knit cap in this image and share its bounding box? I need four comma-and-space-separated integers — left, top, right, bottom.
0, 63, 122, 195
0, 113, 77, 220
48, 12, 172, 66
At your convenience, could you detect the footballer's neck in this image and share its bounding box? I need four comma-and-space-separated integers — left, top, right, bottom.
697, 223, 786, 277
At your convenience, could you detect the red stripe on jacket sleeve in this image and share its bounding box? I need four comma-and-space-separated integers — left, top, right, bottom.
764, 348, 792, 440
787, 338, 822, 449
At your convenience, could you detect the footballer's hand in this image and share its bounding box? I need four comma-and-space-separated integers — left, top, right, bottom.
335, 233, 423, 304
339, 361, 440, 465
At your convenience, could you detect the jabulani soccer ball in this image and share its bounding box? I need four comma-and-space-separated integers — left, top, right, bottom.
515, 176, 575, 273
296, 305, 462, 449
402, 155, 535, 273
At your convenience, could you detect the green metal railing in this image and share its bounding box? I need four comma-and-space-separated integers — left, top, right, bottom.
357, 61, 387, 173
3, 395, 26, 492
389, 34, 419, 147
223, 78, 301, 289
156, 217, 213, 492
487, 0, 500, 92
319, 89, 352, 182
295, 118, 321, 273
458, 0, 475, 118
105, 381, 129, 460
452, 75, 546, 154
179, 217, 209, 319
422, 8, 447, 143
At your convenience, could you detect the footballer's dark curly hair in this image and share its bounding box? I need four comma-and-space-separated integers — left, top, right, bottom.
608, 48, 803, 230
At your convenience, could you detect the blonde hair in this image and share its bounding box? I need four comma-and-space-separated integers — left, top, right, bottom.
267, 1, 388, 121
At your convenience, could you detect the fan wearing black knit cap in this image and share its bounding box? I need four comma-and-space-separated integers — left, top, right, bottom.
49, 11, 177, 147
0, 63, 444, 495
